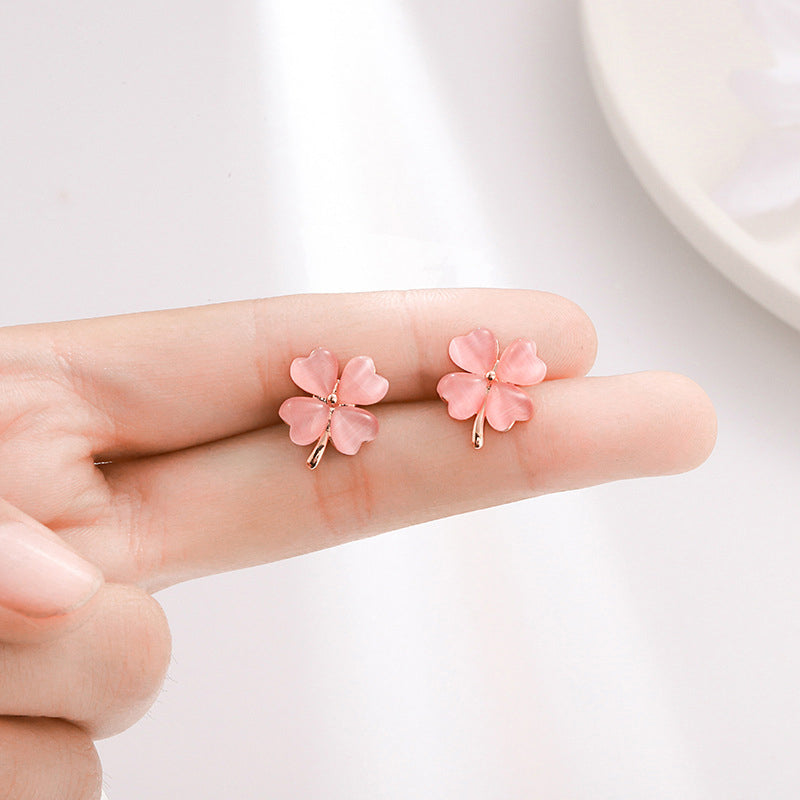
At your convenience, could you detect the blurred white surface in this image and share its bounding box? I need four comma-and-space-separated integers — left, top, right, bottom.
583, 0, 800, 332
1, 1, 799, 799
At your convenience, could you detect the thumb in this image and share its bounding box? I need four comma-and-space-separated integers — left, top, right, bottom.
0, 498, 104, 643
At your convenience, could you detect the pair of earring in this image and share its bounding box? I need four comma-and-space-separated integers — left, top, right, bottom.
278, 328, 547, 469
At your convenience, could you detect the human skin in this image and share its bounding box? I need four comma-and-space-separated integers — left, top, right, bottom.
0, 289, 716, 798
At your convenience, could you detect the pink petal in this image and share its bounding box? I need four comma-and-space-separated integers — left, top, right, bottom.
485, 382, 533, 432
337, 356, 389, 405
329, 406, 379, 455
278, 396, 330, 445
448, 328, 499, 375
290, 347, 338, 397
495, 339, 547, 386
437, 372, 488, 420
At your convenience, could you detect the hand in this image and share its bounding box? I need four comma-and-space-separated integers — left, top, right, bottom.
0, 289, 716, 798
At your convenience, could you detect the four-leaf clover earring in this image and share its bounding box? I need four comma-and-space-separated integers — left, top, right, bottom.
278, 329, 545, 469
279, 348, 389, 469
437, 328, 546, 449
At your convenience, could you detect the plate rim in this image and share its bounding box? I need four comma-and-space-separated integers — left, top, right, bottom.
580, 0, 800, 333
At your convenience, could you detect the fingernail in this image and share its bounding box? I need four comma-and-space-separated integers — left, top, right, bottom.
0, 521, 103, 617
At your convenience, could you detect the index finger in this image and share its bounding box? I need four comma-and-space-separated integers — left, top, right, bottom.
3, 289, 597, 458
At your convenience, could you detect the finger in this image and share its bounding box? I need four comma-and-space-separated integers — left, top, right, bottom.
0, 498, 103, 644
0, 583, 172, 739
0, 717, 101, 800
4, 289, 596, 458
96, 371, 715, 589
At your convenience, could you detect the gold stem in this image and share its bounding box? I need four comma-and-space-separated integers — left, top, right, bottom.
472, 396, 488, 450
307, 424, 330, 470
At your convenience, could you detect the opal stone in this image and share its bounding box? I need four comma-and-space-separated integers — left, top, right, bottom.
289, 347, 338, 398
496, 339, 547, 386
278, 396, 330, 445
485, 382, 534, 431
437, 372, 488, 419
330, 406, 379, 455
337, 356, 390, 405
448, 328, 499, 375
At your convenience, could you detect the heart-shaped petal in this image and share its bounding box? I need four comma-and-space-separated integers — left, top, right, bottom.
437, 372, 488, 420
290, 348, 338, 398
278, 396, 330, 445
495, 339, 547, 386
485, 382, 533, 432
337, 356, 389, 405
329, 406, 379, 455
448, 328, 499, 375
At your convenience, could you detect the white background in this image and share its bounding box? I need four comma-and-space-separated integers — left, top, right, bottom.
1, 1, 799, 798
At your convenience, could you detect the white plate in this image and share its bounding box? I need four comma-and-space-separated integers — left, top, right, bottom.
581, 0, 800, 332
